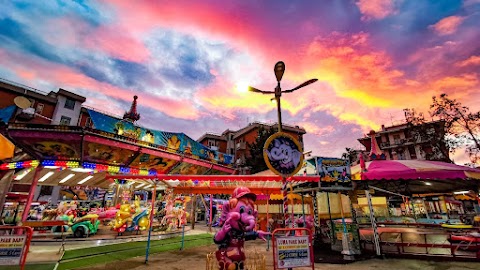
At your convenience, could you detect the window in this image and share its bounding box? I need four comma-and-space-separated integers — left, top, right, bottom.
393, 134, 401, 144
60, 116, 71, 125
64, 98, 75, 110
35, 103, 44, 114
85, 117, 93, 128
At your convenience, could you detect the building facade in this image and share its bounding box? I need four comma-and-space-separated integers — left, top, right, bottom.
0, 78, 85, 126
198, 122, 306, 170
357, 121, 449, 161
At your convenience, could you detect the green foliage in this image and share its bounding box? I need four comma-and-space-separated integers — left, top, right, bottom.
341, 148, 359, 164
245, 126, 276, 174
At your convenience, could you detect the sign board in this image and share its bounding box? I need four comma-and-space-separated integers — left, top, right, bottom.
264, 132, 304, 177
314, 157, 350, 183
275, 236, 311, 269
0, 235, 26, 266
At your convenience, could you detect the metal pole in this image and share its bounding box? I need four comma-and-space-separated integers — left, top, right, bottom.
209, 194, 213, 232
21, 166, 42, 222
365, 189, 381, 256
301, 194, 306, 226
190, 195, 196, 230
180, 225, 185, 250
326, 192, 334, 240
145, 181, 157, 263
338, 192, 355, 260
0, 170, 14, 216
275, 84, 283, 133
266, 194, 270, 251
289, 183, 295, 228
282, 178, 289, 228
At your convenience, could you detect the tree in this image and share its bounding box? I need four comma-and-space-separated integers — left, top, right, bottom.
245, 126, 276, 174
430, 94, 480, 164
341, 147, 359, 165
404, 94, 480, 164
403, 108, 453, 162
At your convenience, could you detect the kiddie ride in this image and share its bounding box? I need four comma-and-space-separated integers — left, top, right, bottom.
49, 201, 100, 238
111, 198, 150, 236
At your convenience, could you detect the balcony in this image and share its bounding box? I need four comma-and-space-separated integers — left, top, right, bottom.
236, 142, 246, 150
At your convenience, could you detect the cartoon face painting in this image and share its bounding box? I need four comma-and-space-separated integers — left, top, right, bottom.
264, 133, 303, 176
267, 139, 301, 167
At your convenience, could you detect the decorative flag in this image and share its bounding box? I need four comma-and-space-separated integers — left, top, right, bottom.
0, 133, 14, 160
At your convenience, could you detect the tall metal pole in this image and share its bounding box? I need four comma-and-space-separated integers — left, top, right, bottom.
209, 194, 213, 232
145, 180, 157, 263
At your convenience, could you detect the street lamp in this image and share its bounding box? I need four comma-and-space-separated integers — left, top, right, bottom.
248, 61, 317, 132
248, 61, 317, 232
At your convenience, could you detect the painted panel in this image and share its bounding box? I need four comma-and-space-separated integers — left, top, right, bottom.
87, 109, 234, 165
129, 153, 177, 173
16, 135, 81, 160
83, 141, 135, 165
169, 162, 210, 175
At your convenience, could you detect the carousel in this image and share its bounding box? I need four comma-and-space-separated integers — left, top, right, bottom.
0, 96, 235, 238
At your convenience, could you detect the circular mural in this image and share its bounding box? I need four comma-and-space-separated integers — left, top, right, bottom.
263, 132, 304, 177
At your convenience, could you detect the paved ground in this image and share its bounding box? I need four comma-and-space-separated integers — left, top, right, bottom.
78, 240, 480, 270
24, 225, 480, 269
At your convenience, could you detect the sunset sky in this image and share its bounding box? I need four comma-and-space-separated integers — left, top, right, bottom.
1, 0, 479, 163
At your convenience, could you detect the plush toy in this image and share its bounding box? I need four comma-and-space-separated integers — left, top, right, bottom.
213, 187, 269, 270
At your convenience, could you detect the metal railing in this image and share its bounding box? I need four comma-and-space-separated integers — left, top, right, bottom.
360, 229, 480, 259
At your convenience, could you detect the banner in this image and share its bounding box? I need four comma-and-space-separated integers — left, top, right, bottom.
275, 236, 311, 268
0, 235, 26, 266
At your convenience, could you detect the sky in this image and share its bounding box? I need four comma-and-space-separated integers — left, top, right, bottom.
0, 0, 479, 164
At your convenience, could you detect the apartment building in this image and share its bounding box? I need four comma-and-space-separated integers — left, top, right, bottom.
0, 78, 85, 126
357, 121, 448, 161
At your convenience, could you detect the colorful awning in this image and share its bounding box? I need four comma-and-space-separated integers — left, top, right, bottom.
351, 159, 480, 180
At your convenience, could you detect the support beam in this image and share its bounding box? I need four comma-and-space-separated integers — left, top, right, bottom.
365, 189, 381, 256
21, 166, 42, 223
0, 170, 14, 216
190, 195, 196, 230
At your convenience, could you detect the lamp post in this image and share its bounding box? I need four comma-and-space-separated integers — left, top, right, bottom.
248, 61, 317, 228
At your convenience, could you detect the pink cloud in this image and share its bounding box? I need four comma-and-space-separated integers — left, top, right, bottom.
355, 0, 397, 21
84, 25, 150, 63
41, 16, 150, 63
430, 16, 465, 36
456, 55, 480, 67
0, 49, 199, 120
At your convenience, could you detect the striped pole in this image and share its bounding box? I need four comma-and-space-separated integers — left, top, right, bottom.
282, 177, 289, 228
312, 191, 320, 229
289, 183, 296, 228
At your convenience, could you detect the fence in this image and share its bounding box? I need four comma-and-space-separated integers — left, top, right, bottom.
360, 229, 480, 259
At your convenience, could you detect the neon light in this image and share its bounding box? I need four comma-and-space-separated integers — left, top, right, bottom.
78, 175, 94, 184
59, 174, 75, 183
38, 171, 55, 182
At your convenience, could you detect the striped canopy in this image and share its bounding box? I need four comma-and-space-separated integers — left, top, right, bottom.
351, 159, 480, 181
